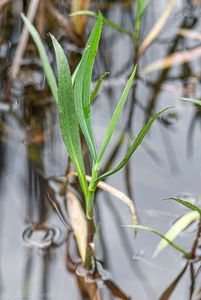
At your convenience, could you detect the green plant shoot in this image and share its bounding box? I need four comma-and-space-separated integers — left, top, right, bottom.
22, 13, 171, 221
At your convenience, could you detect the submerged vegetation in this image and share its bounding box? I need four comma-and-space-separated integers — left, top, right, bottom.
1, 0, 201, 299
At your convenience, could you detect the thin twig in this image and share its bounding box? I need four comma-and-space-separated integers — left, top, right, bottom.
10, 0, 40, 80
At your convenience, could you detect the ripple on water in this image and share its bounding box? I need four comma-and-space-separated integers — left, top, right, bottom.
22, 224, 61, 249
76, 261, 111, 286
161, 108, 180, 127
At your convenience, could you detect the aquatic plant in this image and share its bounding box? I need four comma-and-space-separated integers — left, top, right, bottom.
124, 197, 201, 259
22, 12, 170, 265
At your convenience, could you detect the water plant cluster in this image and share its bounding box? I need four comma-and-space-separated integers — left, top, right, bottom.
4, 2, 198, 297
21, 0, 201, 267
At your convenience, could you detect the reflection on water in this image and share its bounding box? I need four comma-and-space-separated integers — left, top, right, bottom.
1, 0, 201, 299
22, 224, 61, 249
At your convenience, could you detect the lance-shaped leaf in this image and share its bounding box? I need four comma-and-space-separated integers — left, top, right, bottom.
165, 198, 201, 215
95, 66, 137, 169
90, 71, 109, 104
123, 224, 190, 258
50, 34, 88, 200
139, 0, 177, 56
74, 13, 103, 161
154, 211, 200, 257
97, 107, 171, 183
142, 46, 201, 74
21, 13, 58, 103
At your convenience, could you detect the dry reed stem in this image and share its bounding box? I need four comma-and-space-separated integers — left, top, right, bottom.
71, 0, 90, 35
10, 0, 40, 80
142, 46, 201, 74
139, 0, 177, 57
178, 28, 201, 41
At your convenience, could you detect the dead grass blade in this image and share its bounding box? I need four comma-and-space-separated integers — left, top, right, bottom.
178, 28, 201, 41
85, 175, 138, 225
139, 0, 177, 56
142, 46, 201, 74
10, 0, 40, 80
67, 191, 87, 263
71, 0, 91, 35
67, 172, 138, 224
67, 171, 138, 224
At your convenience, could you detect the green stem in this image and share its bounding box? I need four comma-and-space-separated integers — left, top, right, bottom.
86, 163, 100, 219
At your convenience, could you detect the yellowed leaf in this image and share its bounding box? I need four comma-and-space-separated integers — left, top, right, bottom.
67, 172, 138, 225
139, 0, 177, 56
178, 28, 201, 41
67, 191, 87, 263
71, 0, 91, 35
142, 46, 201, 74
85, 175, 138, 225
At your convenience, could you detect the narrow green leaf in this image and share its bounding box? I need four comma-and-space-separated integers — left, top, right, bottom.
96, 66, 137, 169
181, 97, 201, 106
50, 34, 88, 200
137, 0, 150, 17
21, 13, 58, 103
71, 60, 81, 86
74, 13, 103, 161
123, 224, 190, 258
69, 10, 133, 38
134, 0, 150, 42
97, 106, 172, 182
154, 211, 200, 257
90, 72, 109, 103
166, 198, 201, 215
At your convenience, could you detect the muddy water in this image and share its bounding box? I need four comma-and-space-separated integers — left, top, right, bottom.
1, 1, 201, 299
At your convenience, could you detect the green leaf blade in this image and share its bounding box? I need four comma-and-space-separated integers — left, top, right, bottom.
181, 97, 201, 106
74, 13, 103, 161
90, 71, 109, 104
50, 34, 88, 200
21, 13, 58, 103
96, 66, 137, 167
123, 224, 190, 258
98, 106, 172, 182
166, 198, 201, 215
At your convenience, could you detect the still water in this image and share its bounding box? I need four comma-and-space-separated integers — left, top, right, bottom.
1, 0, 201, 299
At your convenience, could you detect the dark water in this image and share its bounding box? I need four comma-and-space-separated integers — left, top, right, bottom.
1, 0, 201, 299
